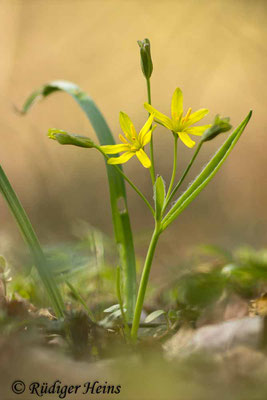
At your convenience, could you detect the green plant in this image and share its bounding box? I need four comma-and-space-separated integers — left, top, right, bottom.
0, 167, 65, 317
7, 38, 251, 341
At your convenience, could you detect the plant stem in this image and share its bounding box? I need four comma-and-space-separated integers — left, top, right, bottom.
163, 142, 203, 212
146, 78, 155, 185
131, 222, 161, 341
166, 133, 178, 200
0, 165, 65, 318
96, 146, 154, 216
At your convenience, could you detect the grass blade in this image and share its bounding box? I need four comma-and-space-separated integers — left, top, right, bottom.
21, 80, 136, 319
162, 111, 252, 230
0, 165, 65, 317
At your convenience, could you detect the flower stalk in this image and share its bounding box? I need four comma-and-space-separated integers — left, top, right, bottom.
146, 78, 156, 185
166, 133, 178, 200
131, 222, 161, 341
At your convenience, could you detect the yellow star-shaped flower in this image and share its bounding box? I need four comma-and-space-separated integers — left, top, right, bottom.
100, 112, 155, 168
144, 88, 211, 148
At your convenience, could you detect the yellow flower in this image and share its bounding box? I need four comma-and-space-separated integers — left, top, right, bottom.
100, 112, 155, 168
144, 88, 211, 148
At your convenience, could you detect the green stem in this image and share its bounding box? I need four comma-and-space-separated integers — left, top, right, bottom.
146, 78, 155, 185
96, 146, 154, 216
131, 223, 161, 341
146, 78, 152, 104
163, 142, 203, 213
166, 133, 178, 200
0, 165, 65, 318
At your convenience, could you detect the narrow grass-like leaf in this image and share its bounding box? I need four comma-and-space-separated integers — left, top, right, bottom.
162, 111, 252, 230
21, 81, 136, 319
0, 165, 65, 317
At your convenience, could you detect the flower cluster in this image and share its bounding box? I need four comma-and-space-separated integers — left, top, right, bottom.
100, 88, 210, 167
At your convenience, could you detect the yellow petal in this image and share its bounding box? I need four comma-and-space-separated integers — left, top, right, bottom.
140, 125, 156, 147
185, 124, 212, 136
119, 112, 137, 140
171, 88, 183, 120
136, 149, 151, 168
107, 151, 134, 165
185, 109, 209, 126
144, 103, 173, 131
178, 132, 195, 148
139, 113, 154, 142
100, 144, 130, 154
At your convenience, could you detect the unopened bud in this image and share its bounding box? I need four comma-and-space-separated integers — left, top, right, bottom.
48, 129, 95, 148
201, 115, 232, 142
137, 38, 153, 80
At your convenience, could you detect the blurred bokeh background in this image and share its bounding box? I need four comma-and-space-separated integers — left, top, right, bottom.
0, 0, 266, 275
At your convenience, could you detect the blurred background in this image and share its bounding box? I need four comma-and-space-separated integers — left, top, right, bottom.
0, 0, 266, 276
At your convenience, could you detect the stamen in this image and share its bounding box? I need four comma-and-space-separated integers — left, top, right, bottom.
183, 107, 192, 123
119, 134, 128, 144
130, 124, 136, 138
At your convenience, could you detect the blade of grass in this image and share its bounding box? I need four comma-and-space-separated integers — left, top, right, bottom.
0, 165, 65, 317
162, 111, 252, 230
21, 81, 136, 319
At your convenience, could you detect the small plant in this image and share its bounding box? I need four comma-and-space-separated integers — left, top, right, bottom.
0, 39, 251, 342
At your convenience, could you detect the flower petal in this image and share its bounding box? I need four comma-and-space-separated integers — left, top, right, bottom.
185, 109, 209, 126
171, 88, 183, 119
140, 125, 156, 147
178, 132, 195, 148
100, 144, 130, 154
119, 112, 137, 140
139, 113, 154, 142
107, 151, 134, 165
144, 103, 173, 131
185, 124, 212, 136
136, 149, 151, 168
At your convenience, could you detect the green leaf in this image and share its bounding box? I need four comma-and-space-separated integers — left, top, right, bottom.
144, 309, 165, 323
153, 175, 166, 220
48, 128, 95, 148
162, 111, 252, 230
21, 80, 136, 319
0, 165, 65, 317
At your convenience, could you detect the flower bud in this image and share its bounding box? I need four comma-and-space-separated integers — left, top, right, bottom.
201, 115, 232, 142
48, 128, 95, 148
137, 38, 153, 80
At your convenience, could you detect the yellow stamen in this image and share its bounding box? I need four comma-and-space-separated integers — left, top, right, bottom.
119, 134, 128, 144
130, 124, 136, 139
182, 107, 192, 123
